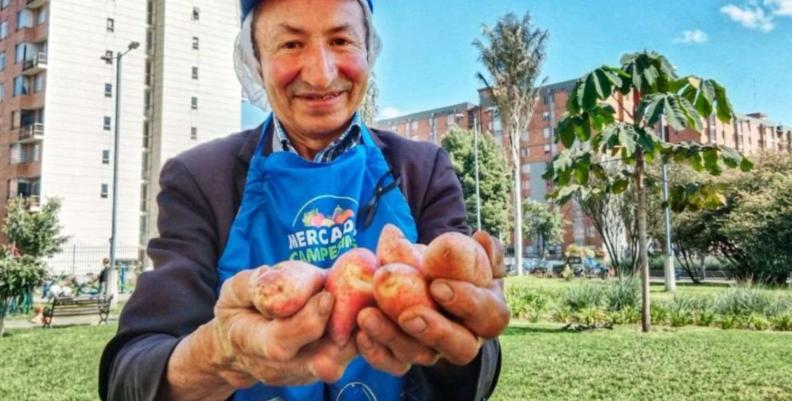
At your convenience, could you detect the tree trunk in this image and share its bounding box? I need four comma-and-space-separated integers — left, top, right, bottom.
513, 146, 523, 275
0, 299, 7, 338
636, 150, 651, 333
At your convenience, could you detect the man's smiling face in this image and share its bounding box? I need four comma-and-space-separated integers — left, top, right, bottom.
254, 0, 369, 140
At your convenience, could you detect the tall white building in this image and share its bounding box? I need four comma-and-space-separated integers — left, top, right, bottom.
0, 0, 241, 273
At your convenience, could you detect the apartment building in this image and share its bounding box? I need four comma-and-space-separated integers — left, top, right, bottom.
0, 0, 240, 272
375, 79, 789, 255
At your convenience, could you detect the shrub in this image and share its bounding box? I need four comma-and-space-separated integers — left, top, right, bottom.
650, 302, 670, 326
696, 308, 717, 327
610, 305, 640, 325
506, 286, 551, 321
669, 297, 696, 327
770, 313, 792, 331
606, 276, 640, 311
563, 283, 606, 312
574, 307, 608, 326
747, 314, 771, 331
714, 287, 773, 317
552, 306, 573, 324
719, 314, 738, 330
766, 297, 792, 317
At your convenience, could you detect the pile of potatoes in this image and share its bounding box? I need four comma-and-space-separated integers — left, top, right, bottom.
250, 224, 501, 345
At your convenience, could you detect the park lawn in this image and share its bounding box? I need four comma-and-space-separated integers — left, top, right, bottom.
493, 322, 792, 401
2, 322, 792, 401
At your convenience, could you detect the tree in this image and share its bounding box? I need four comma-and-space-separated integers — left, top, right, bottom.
474, 12, 549, 275
577, 159, 664, 276
522, 200, 566, 259
4, 197, 68, 259
544, 51, 751, 332
360, 71, 379, 126
0, 253, 45, 337
442, 128, 512, 238
666, 154, 792, 285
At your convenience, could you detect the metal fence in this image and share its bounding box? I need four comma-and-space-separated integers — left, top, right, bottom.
45, 244, 142, 276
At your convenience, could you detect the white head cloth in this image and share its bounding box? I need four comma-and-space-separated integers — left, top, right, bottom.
233, 0, 382, 112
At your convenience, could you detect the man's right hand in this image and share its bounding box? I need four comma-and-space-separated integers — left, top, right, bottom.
165, 265, 357, 401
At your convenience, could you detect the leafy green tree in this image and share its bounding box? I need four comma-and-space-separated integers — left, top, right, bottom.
544, 51, 751, 331
442, 128, 511, 239
0, 253, 45, 337
4, 197, 68, 259
474, 11, 549, 275
665, 154, 792, 285
522, 200, 566, 259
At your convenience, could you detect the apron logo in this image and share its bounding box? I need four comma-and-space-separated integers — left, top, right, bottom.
288, 196, 359, 264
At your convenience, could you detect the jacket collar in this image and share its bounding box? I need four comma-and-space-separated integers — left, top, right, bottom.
236, 120, 386, 166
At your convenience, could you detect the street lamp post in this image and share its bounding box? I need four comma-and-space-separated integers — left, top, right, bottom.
101, 41, 139, 307
660, 118, 676, 292
473, 112, 482, 231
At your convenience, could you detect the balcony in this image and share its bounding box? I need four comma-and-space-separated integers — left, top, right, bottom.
22, 52, 47, 76
18, 123, 44, 143
25, 0, 49, 9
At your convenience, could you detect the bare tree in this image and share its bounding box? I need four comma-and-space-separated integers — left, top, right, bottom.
474, 12, 548, 275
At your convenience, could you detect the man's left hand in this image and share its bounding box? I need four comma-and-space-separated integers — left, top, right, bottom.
355, 235, 510, 375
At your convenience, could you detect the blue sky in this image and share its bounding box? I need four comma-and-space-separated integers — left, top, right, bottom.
242, 0, 792, 129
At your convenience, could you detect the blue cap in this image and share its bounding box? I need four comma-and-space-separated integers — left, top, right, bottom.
241, 0, 373, 20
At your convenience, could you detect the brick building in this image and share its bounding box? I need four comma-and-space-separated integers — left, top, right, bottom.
375, 79, 789, 257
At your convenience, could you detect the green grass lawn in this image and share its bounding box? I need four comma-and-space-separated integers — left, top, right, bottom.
2, 322, 791, 401
493, 322, 792, 401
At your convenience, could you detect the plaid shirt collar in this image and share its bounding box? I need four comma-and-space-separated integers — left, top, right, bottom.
272, 112, 363, 163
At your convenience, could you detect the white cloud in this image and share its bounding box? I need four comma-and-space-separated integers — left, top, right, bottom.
378, 106, 403, 120
720, 2, 783, 31
765, 0, 792, 16
674, 29, 709, 44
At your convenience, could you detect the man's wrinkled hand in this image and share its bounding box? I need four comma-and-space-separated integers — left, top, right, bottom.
355, 231, 509, 375
209, 265, 358, 388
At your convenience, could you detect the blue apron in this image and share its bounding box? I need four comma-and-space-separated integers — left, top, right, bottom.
217, 115, 421, 401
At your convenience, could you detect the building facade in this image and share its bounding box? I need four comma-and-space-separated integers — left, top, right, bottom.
0, 0, 240, 273
375, 79, 789, 256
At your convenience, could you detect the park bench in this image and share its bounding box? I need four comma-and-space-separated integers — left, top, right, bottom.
42, 295, 113, 328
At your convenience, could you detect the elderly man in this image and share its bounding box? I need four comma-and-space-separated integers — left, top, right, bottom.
99, 1, 509, 400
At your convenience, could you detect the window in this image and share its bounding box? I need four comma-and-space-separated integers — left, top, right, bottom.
104, 50, 113, 64
106, 18, 114, 33
192, 7, 200, 21
191, 66, 198, 80
191, 96, 198, 110
191, 126, 197, 140
544, 144, 551, 154
543, 127, 551, 139
103, 116, 111, 130
447, 114, 454, 126
15, 43, 32, 63
0, 21, 8, 40
0, 52, 5, 71
16, 9, 34, 30
36, 6, 47, 25
0, 83, 4, 101
105, 83, 112, 98
101, 184, 109, 198
192, 36, 199, 50
0, 0, 8, 10
33, 73, 44, 92
542, 112, 550, 121
12, 75, 29, 96
102, 150, 110, 164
